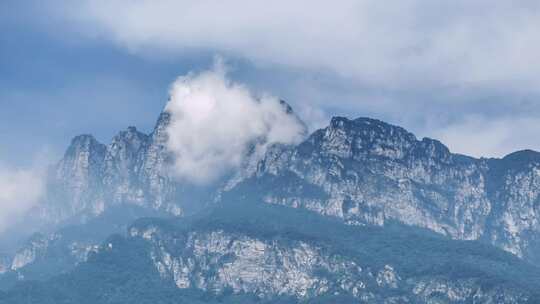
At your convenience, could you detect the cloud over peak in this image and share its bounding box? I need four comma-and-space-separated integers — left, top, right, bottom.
164, 61, 305, 184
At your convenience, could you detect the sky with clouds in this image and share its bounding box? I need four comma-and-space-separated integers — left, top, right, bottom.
3, 0, 540, 169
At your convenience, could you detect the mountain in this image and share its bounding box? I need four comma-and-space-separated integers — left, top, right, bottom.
3, 105, 540, 303
0, 101, 303, 288
35, 100, 305, 226
39, 113, 187, 224
0, 205, 169, 291
223, 116, 540, 264
2, 201, 540, 303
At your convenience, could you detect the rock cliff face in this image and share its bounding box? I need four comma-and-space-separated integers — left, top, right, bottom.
39, 113, 184, 225
10, 233, 58, 271
4, 200, 540, 303
33, 112, 540, 266
47, 134, 107, 220
5, 109, 540, 303
134, 228, 530, 303
224, 117, 540, 264
122, 202, 538, 303
37, 100, 303, 226
0, 204, 166, 291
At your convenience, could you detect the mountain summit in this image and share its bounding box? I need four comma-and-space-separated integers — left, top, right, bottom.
4, 107, 540, 303
32, 111, 540, 264
226, 116, 540, 263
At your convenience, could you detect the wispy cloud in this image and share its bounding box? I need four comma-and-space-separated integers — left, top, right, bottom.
432, 115, 540, 158
0, 165, 45, 233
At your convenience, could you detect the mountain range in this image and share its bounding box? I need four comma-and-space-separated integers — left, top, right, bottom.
2, 103, 540, 303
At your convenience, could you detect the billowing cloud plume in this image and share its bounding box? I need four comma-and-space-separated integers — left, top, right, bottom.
164, 61, 306, 184
0, 166, 45, 232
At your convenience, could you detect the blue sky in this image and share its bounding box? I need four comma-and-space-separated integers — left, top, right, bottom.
0, 2, 211, 165
3, 0, 540, 167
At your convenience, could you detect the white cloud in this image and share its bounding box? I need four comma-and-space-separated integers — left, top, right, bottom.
432, 116, 540, 158
0, 166, 45, 233
164, 60, 305, 184
59, 0, 540, 91
47, 0, 540, 158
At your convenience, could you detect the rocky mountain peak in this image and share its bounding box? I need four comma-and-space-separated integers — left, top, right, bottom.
278, 99, 294, 114
312, 116, 419, 160
501, 149, 540, 167
152, 112, 171, 140
103, 127, 150, 195
226, 114, 540, 264
64, 134, 106, 159
330, 116, 414, 137
402, 136, 454, 166
31, 108, 540, 268
108, 127, 149, 162
10, 108, 540, 303
57, 134, 106, 183
280, 100, 308, 136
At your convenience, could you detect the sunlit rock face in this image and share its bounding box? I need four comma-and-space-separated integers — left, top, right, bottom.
6, 107, 540, 302
33, 110, 540, 266
103, 126, 150, 206
138, 112, 174, 211
37, 101, 302, 226
225, 116, 540, 264
43, 134, 108, 221
128, 222, 530, 303
7, 231, 97, 274
38, 113, 183, 225
10, 233, 58, 271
